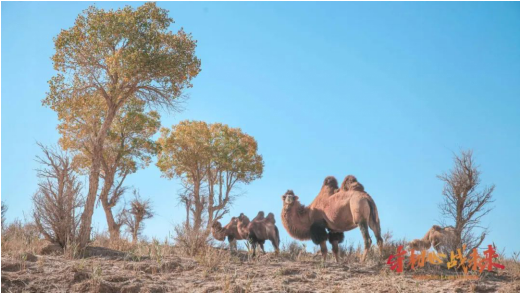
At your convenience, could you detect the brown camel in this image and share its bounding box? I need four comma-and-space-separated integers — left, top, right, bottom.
281, 175, 383, 262
409, 225, 456, 253
237, 211, 280, 256
211, 217, 244, 251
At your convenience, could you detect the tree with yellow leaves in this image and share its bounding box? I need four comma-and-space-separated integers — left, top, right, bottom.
157, 121, 264, 234
43, 3, 201, 247
59, 96, 160, 240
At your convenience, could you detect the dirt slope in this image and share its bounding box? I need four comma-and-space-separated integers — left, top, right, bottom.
2, 248, 519, 293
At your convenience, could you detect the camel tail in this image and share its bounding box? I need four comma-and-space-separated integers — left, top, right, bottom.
367, 198, 379, 226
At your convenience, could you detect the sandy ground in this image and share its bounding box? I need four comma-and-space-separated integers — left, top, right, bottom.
1, 247, 519, 293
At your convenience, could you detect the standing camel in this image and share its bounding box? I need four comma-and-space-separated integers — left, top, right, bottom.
281, 175, 383, 262
211, 217, 244, 251
237, 211, 280, 256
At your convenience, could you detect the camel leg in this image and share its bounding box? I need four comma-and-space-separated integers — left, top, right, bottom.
331, 240, 340, 263
259, 242, 266, 254
369, 220, 383, 256
359, 220, 372, 262
269, 236, 279, 254
328, 231, 344, 263
228, 236, 236, 252
251, 241, 257, 257
319, 241, 328, 262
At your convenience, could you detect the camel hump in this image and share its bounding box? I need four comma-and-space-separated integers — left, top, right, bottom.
252, 211, 265, 222
431, 225, 443, 232
341, 175, 365, 191
323, 176, 338, 190
266, 213, 276, 224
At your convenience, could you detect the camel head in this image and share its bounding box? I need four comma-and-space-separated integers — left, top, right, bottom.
212, 220, 223, 231
282, 190, 299, 208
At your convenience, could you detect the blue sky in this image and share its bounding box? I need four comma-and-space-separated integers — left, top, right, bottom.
2, 2, 519, 255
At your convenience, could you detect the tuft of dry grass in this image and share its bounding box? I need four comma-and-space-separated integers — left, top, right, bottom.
498, 250, 520, 281
280, 240, 306, 261
173, 223, 213, 257
1, 219, 47, 256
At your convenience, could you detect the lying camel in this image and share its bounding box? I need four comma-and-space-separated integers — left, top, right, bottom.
211, 217, 244, 251
409, 225, 456, 253
281, 175, 383, 262
237, 211, 280, 256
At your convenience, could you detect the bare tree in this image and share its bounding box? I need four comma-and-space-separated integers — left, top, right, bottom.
122, 190, 153, 243
1, 201, 7, 233
32, 144, 84, 248
438, 150, 495, 253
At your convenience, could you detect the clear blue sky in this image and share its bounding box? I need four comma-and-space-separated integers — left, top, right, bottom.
2, 2, 519, 255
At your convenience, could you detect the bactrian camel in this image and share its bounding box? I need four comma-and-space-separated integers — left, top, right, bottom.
211, 217, 244, 251
409, 225, 456, 253
281, 175, 383, 262
237, 211, 280, 256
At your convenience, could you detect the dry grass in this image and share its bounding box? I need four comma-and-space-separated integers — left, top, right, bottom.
1, 219, 47, 257
2, 224, 519, 293
173, 224, 214, 257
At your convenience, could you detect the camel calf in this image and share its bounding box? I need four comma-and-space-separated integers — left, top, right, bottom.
237, 211, 280, 256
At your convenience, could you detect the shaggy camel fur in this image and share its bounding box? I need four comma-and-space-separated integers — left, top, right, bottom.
237, 212, 280, 256
281, 175, 383, 262
409, 225, 456, 253
211, 217, 244, 251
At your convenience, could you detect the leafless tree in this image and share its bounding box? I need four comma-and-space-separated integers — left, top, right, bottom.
122, 190, 153, 243
32, 143, 84, 248
1, 201, 7, 233
438, 150, 494, 253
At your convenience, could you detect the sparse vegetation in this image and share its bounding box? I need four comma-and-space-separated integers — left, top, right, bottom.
438, 150, 495, 253
1, 225, 519, 292
1, 201, 7, 233
173, 223, 213, 257
121, 190, 154, 243
32, 144, 84, 249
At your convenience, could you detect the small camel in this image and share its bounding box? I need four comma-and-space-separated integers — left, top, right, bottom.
409, 225, 456, 253
237, 211, 280, 256
281, 175, 383, 263
211, 217, 244, 251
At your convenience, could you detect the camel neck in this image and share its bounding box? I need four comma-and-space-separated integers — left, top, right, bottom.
281, 202, 312, 240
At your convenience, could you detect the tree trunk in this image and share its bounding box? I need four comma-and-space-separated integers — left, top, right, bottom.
77, 106, 118, 248
101, 199, 121, 240
99, 171, 121, 240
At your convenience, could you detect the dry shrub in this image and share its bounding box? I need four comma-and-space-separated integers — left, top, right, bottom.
498, 250, 520, 280
173, 223, 213, 256
1, 219, 47, 255
281, 240, 306, 261
195, 245, 231, 272
338, 241, 364, 263
378, 230, 408, 261
122, 190, 153, 243
1, 201, 7, 233
32, 144, 84, 248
